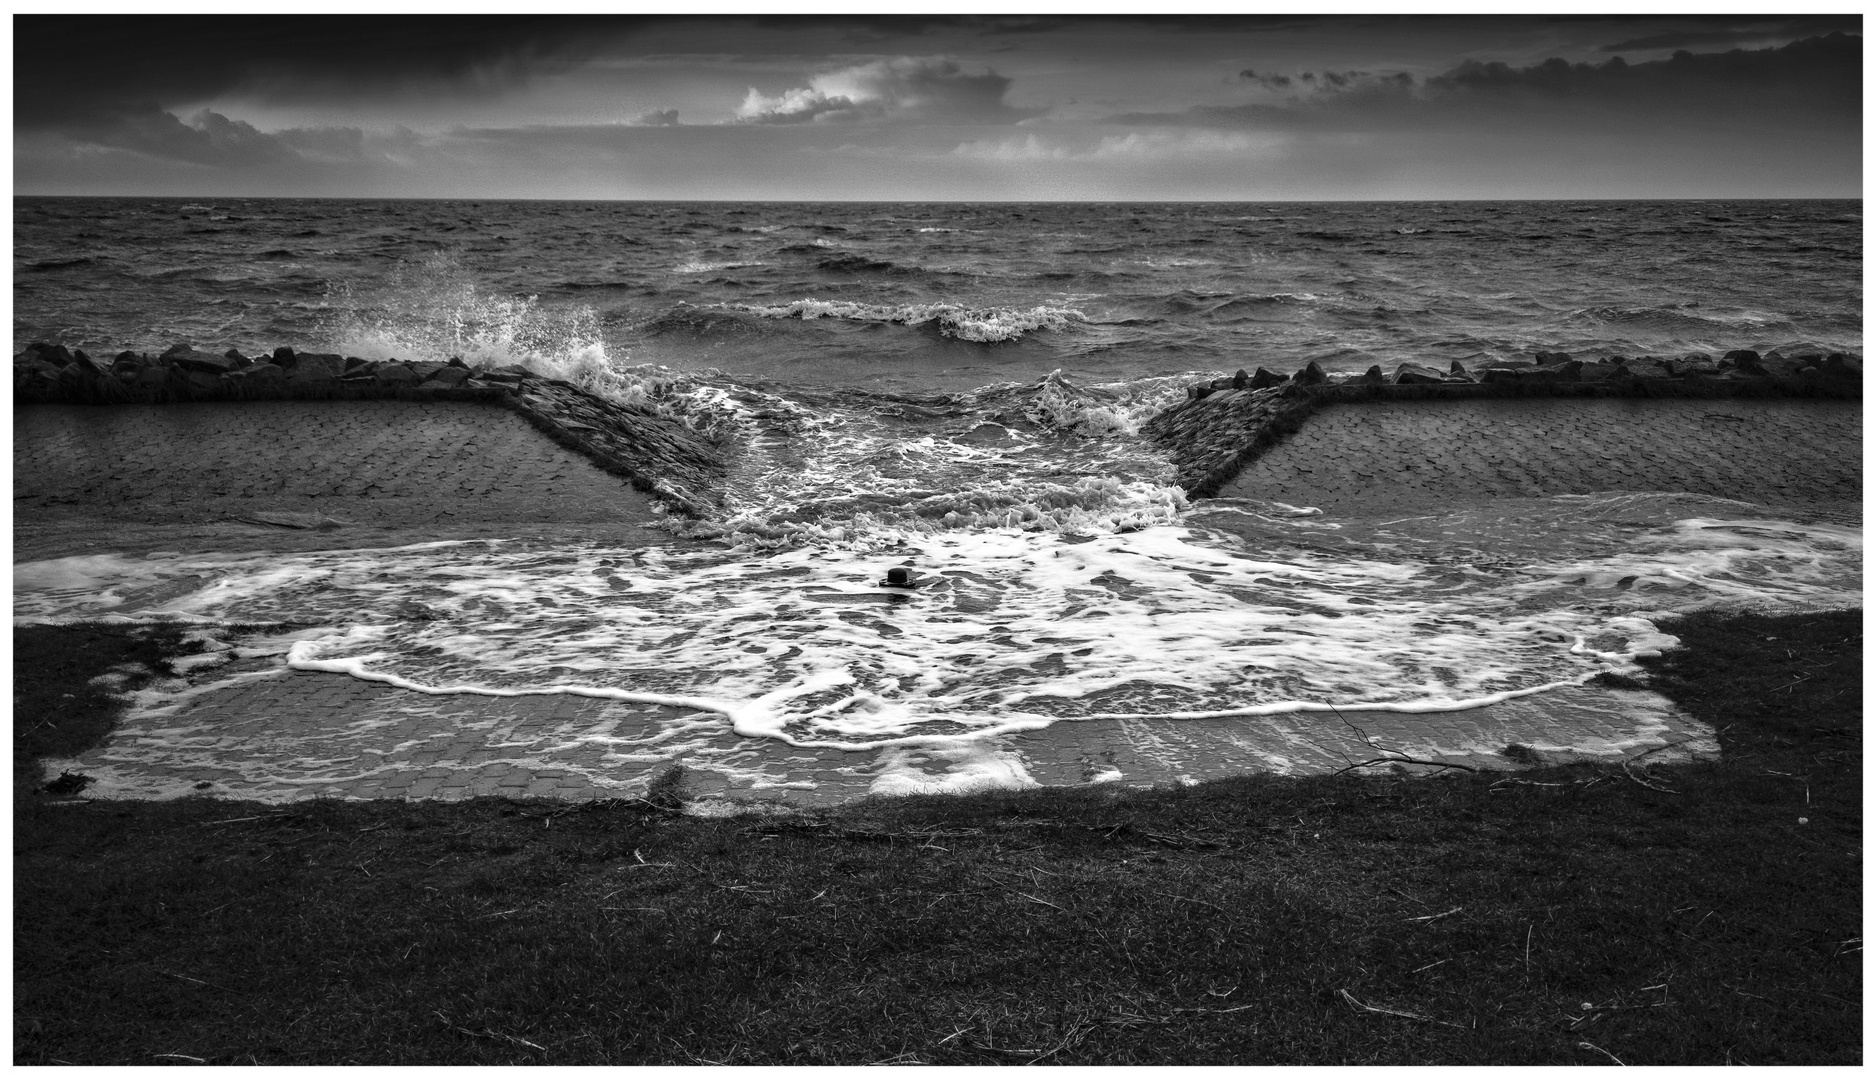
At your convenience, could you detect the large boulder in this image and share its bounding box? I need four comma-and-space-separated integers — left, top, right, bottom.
232, 362, 285, 381
1617, 357, 1673, 379
1666, 356, 1719, 377
1393, 361, 1446, 385
1358, 364, 1388, 385
287, 353, 345, 382
1483, 359, 1581, 383
272, 345, 298, 368
57, 360, 101, 387
1533, 350, 1572, 365
166, 347, 238, 374
26, 342, 75, 367
1825, 352, 1862, 377
1248, 366, 1288, 390
1744, 352, 1810, 379
422, 366, 472, 388
374, 362, 420, 385
1292, 360, 1328, 386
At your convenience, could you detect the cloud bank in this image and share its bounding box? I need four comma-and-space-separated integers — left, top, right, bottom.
11, 16, 1860, 199
735, 56, 1041, 125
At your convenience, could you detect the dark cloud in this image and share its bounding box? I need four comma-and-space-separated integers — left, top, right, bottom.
1599, 16, 1859, 52
1424, 31, 1859, 118
971, 14, 1321, 35
44, 102, 426, 171
1240, 69, 1293, 89
1108, 33, 1858, 132
14, 15, 639, 128
1237, 67, 1417, 94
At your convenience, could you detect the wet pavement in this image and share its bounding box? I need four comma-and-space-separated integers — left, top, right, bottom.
43, 664, 1712, 807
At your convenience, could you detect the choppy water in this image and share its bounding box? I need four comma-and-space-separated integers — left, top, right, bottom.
15, 198, 1862, 391
12, 198, 1863, 796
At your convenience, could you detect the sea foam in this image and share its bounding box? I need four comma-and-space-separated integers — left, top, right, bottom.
15, 508, 1859, 754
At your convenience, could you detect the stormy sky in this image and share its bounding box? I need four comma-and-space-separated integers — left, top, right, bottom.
13, 14, 1863, 200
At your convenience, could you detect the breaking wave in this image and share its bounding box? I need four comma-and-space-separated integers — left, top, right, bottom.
731, 299, 1087, 342
323, 251, 616, 383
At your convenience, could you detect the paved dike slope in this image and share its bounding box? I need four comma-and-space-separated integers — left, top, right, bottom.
1221, 397, 1862, 517
13, 347, 730, 558
15, 400, 663, 529
1143, 350, 1862, 522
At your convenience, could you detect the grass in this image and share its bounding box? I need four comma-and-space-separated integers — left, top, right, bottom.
12, 623, 186, 795
13, 610, 1860, 1065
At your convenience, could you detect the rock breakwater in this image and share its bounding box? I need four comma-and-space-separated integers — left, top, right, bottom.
13, 342, 727, 518
1145, 350, 1862, 498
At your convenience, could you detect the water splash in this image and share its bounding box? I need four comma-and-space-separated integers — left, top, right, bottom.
323, 250, 617, 388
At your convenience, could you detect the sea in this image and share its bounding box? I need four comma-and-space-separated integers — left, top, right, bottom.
11, 198, 1864, 797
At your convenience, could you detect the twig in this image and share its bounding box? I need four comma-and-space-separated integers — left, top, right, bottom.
1017, 892, 1064, 912
153, 1053, 207, 1063
1577, 1040, 1625, 1065
1411, 958, 1451, 974
1172, 894, 1228, 913
1405, 906, 1463, 924
1024, 1020, 1094, 1063
1334, 755, 1480, 777
433, 1010, 547, 1053
1620, 759, 1679, 794
201, 813, 286, 826
1337, 988, 1467, 1028
157, 969, 237, 994
1329, 706, 1479, 775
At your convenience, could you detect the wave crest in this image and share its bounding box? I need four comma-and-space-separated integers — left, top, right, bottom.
732, 299, 1086, 342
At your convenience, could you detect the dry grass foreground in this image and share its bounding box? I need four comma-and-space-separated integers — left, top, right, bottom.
12, 608, 1860, 1066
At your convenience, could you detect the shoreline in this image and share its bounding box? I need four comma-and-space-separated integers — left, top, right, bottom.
12, 338, 1862, 808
